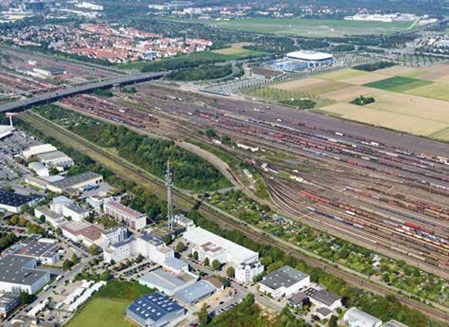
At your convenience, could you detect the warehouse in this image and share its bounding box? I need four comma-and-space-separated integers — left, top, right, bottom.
174, 280, 217, 306
183, 226, 264, 283
343, 307, 382, 327
47, 172, 103, 193
286, 51, 333, 68
33, 67, 67, 77
308, 289, 341, 311
0, 125, 15, 140
36, 150, 74, 168
259, 265, 310, 298
126, 293, 185, 327
0, 255, 50, 294
139, 269, 196, 296
61, 221, 103, 247
28, 162, 49, 177
15, 239, 60, 265
34, 205, 67, 227
22, 144, 57, 159
0, 189, 43, 213
0, 293, 20, 318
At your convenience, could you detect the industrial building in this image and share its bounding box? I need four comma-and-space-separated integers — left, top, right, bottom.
0, 125, 15, 140
174, 280, 217, 306
28, 162, 49, 177
308, 289, 341, 311
286, 51, 334, 68
60, 221, 103, 247
258, 265, 310, 298
0, 255, 50, 294
24, 175, 50, 190
139, 269, 197, 296
47, 172, 103, 193
183, 226, 264, 283
15, 239, 60, 265
0, 189, 43, 213
343, 307, 382, 327
103, 199, 147, 230
382, 321, 409, 327
98, 226, 128, 249
32, 67, 67, 77
0, 293, 20, 318
23, 144, 57, 159
126, 293, 185, 327
36, 150, 74, 168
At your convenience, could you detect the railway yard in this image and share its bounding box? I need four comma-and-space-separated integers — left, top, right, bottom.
41, 82, 449, 285
2, 47, 449, 321
0, 45, 122, 98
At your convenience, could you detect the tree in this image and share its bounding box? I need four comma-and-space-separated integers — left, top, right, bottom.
205, 128, 217, 138
226, 266, 235, 278
212, 259, 221, 271
19, 292, 36, 305
175, 242, 186, 252
162, 235, 173, 245
39, 215, 46, 223
56, 227, 62, 236
71, 253, 79, 263
89, 244, 100, 255
328, 315, 338, 327
100, 270, 113, 281
196, 303, 210, 326
63, 259, 74, 271
204, 257, 210, 267
193, 251, 199, 261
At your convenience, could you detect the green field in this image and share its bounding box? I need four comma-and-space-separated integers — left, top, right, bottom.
166, 18, 414, 37
364, 76, 433, 93
65, 281, 153, 327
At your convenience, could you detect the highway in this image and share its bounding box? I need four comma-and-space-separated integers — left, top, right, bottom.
0, 71, 166, 113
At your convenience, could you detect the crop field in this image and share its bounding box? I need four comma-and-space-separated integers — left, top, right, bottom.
169, 18, 414, 37
256, 64, 449, 140
271, 78, 349, 95
213, 47, 258, 56
364, 76, 433, 92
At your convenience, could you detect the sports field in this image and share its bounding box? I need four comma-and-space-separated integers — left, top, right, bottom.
266, 62, 449, 141
64, 281, 153, 327
168, 18, 414, 37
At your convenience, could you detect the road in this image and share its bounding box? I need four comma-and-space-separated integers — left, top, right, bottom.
0, 72, 166, 113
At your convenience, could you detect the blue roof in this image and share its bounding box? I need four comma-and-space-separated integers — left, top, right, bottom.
175, 280, 216, 305
127, 293, 184, 322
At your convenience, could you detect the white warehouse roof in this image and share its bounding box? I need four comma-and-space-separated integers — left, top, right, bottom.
343, 307, 382, 327
287, 50, 333, 61
183, 226, 258, 264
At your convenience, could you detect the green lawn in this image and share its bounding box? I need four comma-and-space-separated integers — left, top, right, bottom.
65, 298, 135, 327
364, 76, 433, 93
165, 18, 414, 37
65, 281, 153, 327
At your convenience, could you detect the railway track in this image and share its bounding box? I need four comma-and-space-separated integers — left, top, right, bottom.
20, 111, 449, 323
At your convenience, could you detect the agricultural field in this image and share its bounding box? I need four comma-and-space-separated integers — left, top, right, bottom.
65, 281, 152, 327
252, 62, 449, 140
364, 76, 432, 93
169, 18, 414, 37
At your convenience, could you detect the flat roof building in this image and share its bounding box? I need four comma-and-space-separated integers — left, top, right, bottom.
33, 67, 67, 77
139, 269, 196, 296
47, 172, 103, 193
23, 144, 57, 159
174, 280, 216, 306
382, 320, 409, 327
0, 293, 20, 318
15, 239, 60, 265
0, 189, 43, 214
309, 289, 341, 311
0, 125, 14, 140
103, 199, 146, 230
36, 150, 74, 168
183, 226, 263, 283
61, 221, 103, 247
126, 293, 185, 327
343, 307, 382, 327
0, 255, 50, 294
34, 205, 67, 228
259, 265, 310, 298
